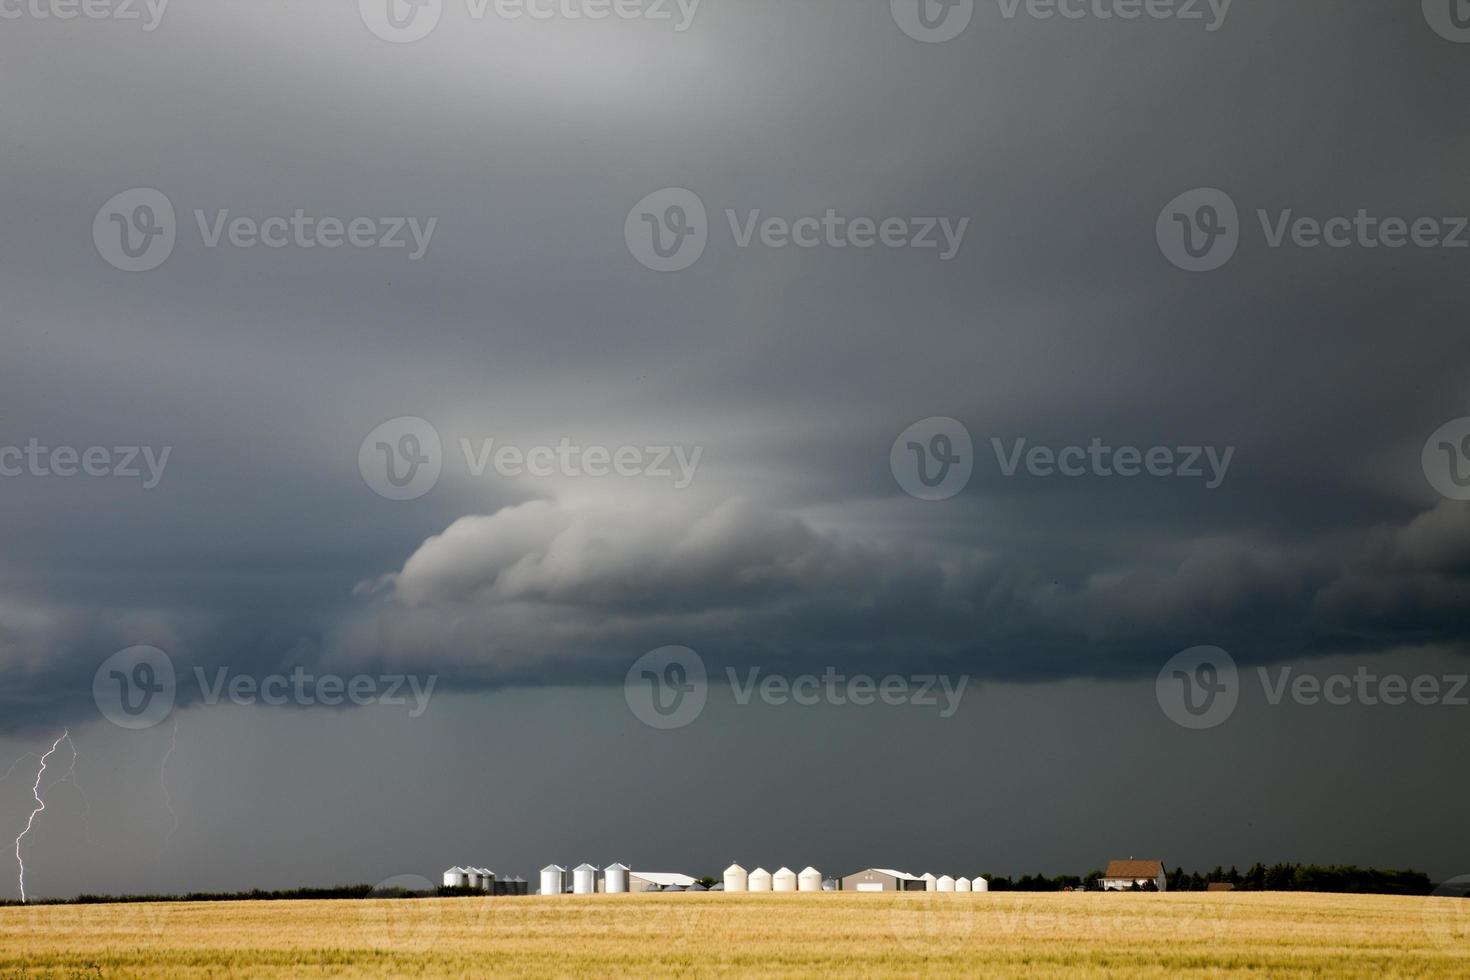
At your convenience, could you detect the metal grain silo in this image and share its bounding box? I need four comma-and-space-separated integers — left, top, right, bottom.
513, 875, 528, 896
572, 863, 598, 895
798, 867, 822, 892
748, 867, 772, 892
955, 877, 972, 892
921, 873, 937, 892
972, 876, 989, 892
540, 865, 566, 895
723, 863, 748, 892
604, 863, 630, 894
936, 875, 956, 892
773, 867, 797, 892
443, 867, 469, 889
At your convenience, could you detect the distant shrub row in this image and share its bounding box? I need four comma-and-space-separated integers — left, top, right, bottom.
0, 884, 487, 907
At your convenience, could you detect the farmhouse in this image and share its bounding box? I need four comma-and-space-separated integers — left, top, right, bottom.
841, 868, 927, 892
1100, 859, 1168, 891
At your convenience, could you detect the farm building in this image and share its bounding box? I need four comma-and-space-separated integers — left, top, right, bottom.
772, 867, 797, 892
920, 873, 938, 891
1100, 859, 1168, 891
748, 868, 773, 892
442, 867, 469, 888
572, 864, 598, 895
627, 872, 699, 893
540, 865, 567, 895
1207, 882, 1235, 892
840, 869, 927, 892
956, 877, 971, 892
798, 867, 823, 892
723, 863, 748, 892
604, 863, 630, 893
972, 876, 988, 892
936, 875, 956, 892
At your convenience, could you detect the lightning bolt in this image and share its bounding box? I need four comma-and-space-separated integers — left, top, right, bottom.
14, 730, 70, 903
45, 736, 92, 846
159, 718, 179, 855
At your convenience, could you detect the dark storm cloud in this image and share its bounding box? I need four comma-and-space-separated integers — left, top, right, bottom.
2, 0, 1469, 734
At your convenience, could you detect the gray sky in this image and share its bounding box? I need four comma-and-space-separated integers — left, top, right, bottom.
2, 0, 1470, 898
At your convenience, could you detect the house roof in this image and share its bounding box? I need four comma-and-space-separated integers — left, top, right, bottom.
629, 872, 698, 887
860, 868, 923, 881
1103, 860, 1165, 879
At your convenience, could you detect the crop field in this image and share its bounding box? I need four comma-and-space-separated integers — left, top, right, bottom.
3, 891, 1469, 978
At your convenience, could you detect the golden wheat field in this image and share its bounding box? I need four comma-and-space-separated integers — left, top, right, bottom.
3, 891, 1470, 978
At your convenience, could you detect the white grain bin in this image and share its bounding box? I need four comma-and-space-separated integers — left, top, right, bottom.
921, 873, 937, 892
605, 863, 630, 894
482, 870, 496, 893
773, 867, 797, 892
956, 877, 972, 892
798, 867, 822, 892
723, 863, 748, 892
748, 867, 772, 892
443, 867, 469, 888
540, 865, 566, 896
972, 876, 989, 893
936, 875, 956, 892
572, 863, 598, 895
